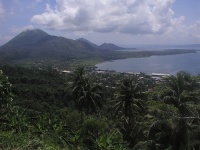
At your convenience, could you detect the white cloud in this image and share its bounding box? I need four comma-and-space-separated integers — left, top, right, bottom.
188, 20, 200, 38
31, 0, 180, 35
11, 25, 34, 33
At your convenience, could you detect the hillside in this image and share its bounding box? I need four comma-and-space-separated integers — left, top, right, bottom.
77, 38, 134, 50
0, 29, 105, 62
1, 29, 50, 48
0, 29, 136, 63
99, 43, 132, 50
76, 38, 99, 49
0, 29, 197, 67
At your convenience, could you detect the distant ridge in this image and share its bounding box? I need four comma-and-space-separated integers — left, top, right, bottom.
99, 43, 133, 50
0, 29, 101, 62
76, 38, 135, 50
76, 38, 99, 49
0, 29, 134, 62
2, 29, 50, 48
0, 29, 195, 65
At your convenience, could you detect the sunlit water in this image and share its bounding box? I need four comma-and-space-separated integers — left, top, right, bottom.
96, 51, 200, 75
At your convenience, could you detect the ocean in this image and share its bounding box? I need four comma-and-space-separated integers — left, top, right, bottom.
96, 47, 200, 75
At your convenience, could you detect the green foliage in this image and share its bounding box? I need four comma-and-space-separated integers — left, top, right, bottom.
1, 65, 200, 149
93, 129, 129, 150
72, 67, 104, 123
78, 117, 128, 150
0, 70, 13, 110
0, 131, 43, 150
112, 79, 145, 119
144, 72, 200, 150
0, 64, 69, 111
0, 70, 14, 133
0, 29, 196, 68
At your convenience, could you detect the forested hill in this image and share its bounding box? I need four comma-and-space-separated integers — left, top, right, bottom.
0, 29, 197, 66
0, 29, 101, 62
1, 64, 200, 149
99, 43, 135, 50
77, 38, 134, 50
0, 29, 132, 63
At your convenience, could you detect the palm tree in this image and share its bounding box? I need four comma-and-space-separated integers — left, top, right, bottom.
147, 102, 200, 150
71, 66, 85, 88
76, 79, 103, 115
72, 67, 103, 122
160, 71, 199, 117
71, 67, 86, 122
112, 79, 146, 148
112, 79, 145, 120
0, 71, 13, 131
145, 71, 200, 150
0, 70, 13, 110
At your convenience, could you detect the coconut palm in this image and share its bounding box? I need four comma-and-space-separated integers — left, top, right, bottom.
145, 71, 200, 150
71, 67, 86, 121
71, 66, 85, 87
160, 71, 199, 117
76, 79, 103, 115
147, 103, 200, 150
111, 79, 146, 148
0, 71, 13, 131
112, 79, 145, 120
72, 67, 103, 122
0, 70, 13, 110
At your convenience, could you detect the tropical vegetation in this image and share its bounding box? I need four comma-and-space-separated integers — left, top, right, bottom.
0, 64, 200, 149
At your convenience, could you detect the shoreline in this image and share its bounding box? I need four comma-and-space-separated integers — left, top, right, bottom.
94, 50, 200, 76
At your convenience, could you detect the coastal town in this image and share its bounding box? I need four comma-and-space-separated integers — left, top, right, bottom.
61, 68, 171, 90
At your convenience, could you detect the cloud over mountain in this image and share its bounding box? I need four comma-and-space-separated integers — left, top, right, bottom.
31, 0, 180, 35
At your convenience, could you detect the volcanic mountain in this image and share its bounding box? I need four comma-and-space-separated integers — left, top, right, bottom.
0, 29, 132, 62
0, 29, 99, 61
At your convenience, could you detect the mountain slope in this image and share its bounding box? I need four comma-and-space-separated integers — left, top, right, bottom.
76, 38, 135, 50
2, 29, 50, 48
0, 29, 195, 66
0, 29, 101, 62
76, 38, 99, 49
99, 43, 135, 50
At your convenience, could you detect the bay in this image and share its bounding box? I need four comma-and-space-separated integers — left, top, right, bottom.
96, 51, 200, 75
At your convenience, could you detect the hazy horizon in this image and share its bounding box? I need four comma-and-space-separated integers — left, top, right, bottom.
1, 28, 200, 49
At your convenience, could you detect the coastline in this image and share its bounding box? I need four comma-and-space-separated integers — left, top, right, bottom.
95, 49, 200, 76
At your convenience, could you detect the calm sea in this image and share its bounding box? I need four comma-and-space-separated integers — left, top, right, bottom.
96, 48, 200, 75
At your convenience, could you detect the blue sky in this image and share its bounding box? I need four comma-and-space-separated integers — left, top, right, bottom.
0, 0, 200, 46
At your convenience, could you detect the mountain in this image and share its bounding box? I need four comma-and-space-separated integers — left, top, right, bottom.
76, 38, 99, 49
77, 38, 135, 50
0, 29, 135, 63
0, 29, 103, 62
1, 29, 50, 48
99, 43, 128, 50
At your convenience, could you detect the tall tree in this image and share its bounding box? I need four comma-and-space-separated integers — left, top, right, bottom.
72, 67, 103, 122
112, 79, 146, 148
76, 79, 103, 114
0, 70, 13, 131
112, 79, 145, 120
145, 71, 200, 150
0, 70, 13, 110
161, 71, 199, 117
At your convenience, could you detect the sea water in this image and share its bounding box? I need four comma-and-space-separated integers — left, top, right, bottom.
96, 50, 200, 75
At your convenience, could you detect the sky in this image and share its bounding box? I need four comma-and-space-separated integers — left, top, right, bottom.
0, 0, 200, 46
